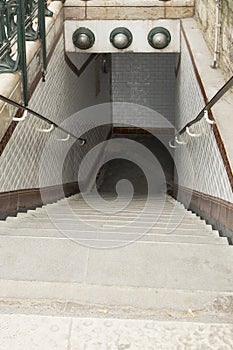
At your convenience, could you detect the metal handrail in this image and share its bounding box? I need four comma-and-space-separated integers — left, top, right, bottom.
169, 75, 233, 147
0, 94, 87, 145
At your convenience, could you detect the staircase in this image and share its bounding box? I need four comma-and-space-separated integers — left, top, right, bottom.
1, 128, 233, 346
0, 191, 233, 346
0, 192, 232, 307
1, 193, 228, 247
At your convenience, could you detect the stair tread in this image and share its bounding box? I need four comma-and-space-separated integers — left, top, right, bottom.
4, 218, 209, 226
0, 228, 220, 240
14, 217, 201, 224
0, 236, 232, 292
0, 229, 226, 244
0, 223, 214, 233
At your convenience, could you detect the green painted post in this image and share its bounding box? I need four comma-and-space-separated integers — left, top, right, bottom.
38, 0, 47, 81
17, 0, 28, 105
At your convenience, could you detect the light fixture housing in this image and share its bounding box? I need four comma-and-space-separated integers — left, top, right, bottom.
148, 27, 171, 49
72, 27, 95, 50
110, 27, 133, 49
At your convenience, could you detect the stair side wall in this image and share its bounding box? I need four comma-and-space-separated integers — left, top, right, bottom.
174, 23, 233, 240
174, 31, 233, 203
0, 33, 111, 194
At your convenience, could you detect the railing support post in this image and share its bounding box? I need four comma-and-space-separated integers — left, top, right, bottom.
17, 0, 28, 106
38, 0, 47, 81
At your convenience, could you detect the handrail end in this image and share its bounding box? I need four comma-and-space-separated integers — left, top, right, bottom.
79, 139, 86, 146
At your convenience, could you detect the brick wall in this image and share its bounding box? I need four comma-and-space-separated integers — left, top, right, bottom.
111, 53, 177, 127
174, 33, 233, 202
0, 35, 111, 192
195, 0, 233, 79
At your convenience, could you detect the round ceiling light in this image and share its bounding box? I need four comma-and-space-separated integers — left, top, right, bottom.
148, 27, 171, 49
110, 27, 133, 49
72, 27, 95, 50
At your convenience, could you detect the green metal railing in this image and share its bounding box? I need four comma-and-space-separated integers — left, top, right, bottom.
0, 0, 53, 106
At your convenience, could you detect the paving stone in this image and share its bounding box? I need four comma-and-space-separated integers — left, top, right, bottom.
0, 314, 233, 350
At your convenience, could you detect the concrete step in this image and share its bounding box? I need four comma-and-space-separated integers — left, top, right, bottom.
6, 210, 207, 226
66, 203, 176, 208
17, 206, 197, 216
43, 207, 189, 215
0, 220, 215, 235
14, 212, 201, 222
66, 199, 170, 204
7, 200, 186, 209
66, 195, 170, 201
61, 194, 183, 205
0, 228, 226, 244
5, 215, 211, 228
0, 236, 232, 311
29, 209, 197, 218
5, 216, 207, 226
52, 201, 184, 211
46, 196, 184, 204
52, 198, 184, 207
0, 227, 220, 239
1, 282, 233, 321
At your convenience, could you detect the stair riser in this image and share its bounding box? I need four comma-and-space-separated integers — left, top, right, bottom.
14, 214, 200, 221
0, 222, 212, 231
25, 210, 197, 217
6, 217, 204, 225
4, 216, 207, 229
50, 204, 185, 210
1, 280, 232, 315
0, 232, 225, 244
0, 227, 218, 238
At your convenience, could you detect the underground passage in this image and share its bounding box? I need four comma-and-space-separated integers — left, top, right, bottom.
0, 0, 233, 347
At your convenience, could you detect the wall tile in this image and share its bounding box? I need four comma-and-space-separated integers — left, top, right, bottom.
0, 36, 111, 192
174, 34, 233, 203
111, 53, 177, 127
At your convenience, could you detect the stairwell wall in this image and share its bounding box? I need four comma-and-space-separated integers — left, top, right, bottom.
174, 32, 233, 203
111, 53, 177, 127
0, 34, 111, 194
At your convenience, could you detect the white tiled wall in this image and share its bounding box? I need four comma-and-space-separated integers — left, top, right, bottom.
0, 35, 111, 192
2, 29, 231, 203
111, 53, 177, 126
174, 33, 233, 203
